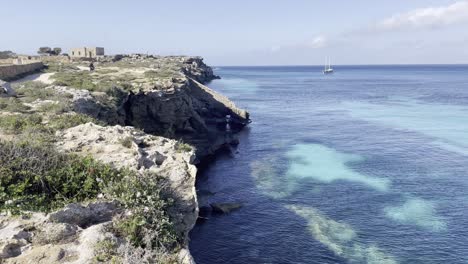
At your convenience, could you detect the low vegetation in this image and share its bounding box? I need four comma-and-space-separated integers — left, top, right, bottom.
52, 70, 135, 92
0, 141, 121, 213
0, 140, 179, 261
43, 62, 80, 73
0, 97, 31, 113
119, 136, 134, 148
175, 142, 193, 153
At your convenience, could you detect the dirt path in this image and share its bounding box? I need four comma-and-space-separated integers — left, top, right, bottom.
11, 72, 55, 84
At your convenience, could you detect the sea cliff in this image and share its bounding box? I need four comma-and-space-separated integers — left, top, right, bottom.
0, 56, 249, 263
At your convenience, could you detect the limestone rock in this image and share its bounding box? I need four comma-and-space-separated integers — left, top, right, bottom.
56, 123, 199, 243
48, 202, 119, 228
33, 223, 78, 245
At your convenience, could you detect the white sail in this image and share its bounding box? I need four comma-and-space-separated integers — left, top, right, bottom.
323, 56, 334, 74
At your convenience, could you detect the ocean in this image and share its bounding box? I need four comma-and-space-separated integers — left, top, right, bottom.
189, 65, 468, 264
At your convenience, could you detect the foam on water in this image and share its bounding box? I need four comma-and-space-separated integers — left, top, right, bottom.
339, 99, 468, 155
288, 205, 398, 264
286, 144, 390, 192
384, 198, 447, 232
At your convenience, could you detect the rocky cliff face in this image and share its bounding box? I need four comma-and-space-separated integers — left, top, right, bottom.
68, 56, 250, 159
121, 78, 249, 159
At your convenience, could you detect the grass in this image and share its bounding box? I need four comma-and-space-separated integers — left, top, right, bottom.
52, 71, 136, 93
36, 101, 71, 114
96, 68, 119, 74
175, 142, 193, 153
0, 113, 43, 134
13, 81, 68, 103
53, 71, 102, 91
0, 98, 31, 113
119, 137, 133, 148
94, 239, 120, 263
0, 113, 98, 134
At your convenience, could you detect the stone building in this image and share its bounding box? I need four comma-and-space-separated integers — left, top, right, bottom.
70, 47, 104, 58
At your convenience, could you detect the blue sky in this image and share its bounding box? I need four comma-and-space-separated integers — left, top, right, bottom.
1, 0, 468, 65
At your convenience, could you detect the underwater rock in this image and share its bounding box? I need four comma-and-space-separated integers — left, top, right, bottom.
210, 203, 243, 214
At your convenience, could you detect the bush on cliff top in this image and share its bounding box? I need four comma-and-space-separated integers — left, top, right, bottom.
0, 140, 180, 258
0, 140, 121, 212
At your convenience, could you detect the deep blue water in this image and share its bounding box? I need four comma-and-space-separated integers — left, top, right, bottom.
189, 65, 468, 264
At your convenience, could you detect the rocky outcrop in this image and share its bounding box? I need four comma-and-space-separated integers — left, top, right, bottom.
120, 77, 249, 159
0, 206, 120, 264
56, 123, 199, 240
181, 57, 220, 83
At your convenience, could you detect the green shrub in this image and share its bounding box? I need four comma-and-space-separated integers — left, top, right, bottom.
0, 141, 124, 213
0, 114, 43, 133
175, 142, 192, 153
107, 172, 177, 249
0, 140, 179, 257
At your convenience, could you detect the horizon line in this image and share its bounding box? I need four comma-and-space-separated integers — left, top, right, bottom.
214, 63, 468, 67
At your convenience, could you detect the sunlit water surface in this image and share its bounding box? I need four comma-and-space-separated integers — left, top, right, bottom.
190, 65, 468, 264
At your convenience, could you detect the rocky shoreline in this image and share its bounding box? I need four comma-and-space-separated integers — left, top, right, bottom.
0, 56, 249, 263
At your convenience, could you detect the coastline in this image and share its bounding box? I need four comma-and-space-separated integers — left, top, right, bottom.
0, 56, 249, 263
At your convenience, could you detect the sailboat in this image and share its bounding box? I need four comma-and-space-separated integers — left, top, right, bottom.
323, 57, 334, 74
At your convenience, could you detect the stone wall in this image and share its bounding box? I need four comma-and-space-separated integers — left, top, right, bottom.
40, 55, 71, 64
0, 62, 44, 81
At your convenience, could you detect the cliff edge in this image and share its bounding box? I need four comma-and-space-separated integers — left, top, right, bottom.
0, 55, 249, 263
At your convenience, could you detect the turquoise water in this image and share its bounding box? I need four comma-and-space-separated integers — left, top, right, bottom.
190, 65, 468, 264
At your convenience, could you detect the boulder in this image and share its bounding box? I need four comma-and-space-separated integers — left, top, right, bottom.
0, 80, 16, 97
210, 202, 243, 214
48, 202, 119, 228
33, 223, 78, 245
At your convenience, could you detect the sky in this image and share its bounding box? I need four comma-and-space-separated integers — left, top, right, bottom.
1, 0, 468, 65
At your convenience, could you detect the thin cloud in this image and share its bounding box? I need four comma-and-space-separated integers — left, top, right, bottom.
307, 35, 327, 48
376, 1, 468, 31
269, 35, 327, 53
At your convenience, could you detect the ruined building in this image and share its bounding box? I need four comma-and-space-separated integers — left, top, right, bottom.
70, 47, 104, 58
